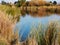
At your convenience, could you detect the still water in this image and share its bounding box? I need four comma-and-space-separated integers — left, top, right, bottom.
15, 14, 60, 41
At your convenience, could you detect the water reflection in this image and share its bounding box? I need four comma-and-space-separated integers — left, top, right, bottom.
15, 14, 60, 41
21, 7, 60, 17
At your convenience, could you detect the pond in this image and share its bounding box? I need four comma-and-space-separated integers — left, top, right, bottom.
15, 14, 60, 42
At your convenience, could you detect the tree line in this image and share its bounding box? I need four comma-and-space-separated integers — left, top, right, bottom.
1, 0, 57, 7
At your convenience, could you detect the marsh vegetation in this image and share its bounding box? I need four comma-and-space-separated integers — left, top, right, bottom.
0, 0, 60, 45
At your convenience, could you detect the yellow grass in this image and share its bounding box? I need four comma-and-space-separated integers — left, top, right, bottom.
0, 11, 20, 45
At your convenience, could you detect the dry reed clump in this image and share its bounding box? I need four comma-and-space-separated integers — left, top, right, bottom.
27, 37, 38, 45
0, 11, 19, 45
0, 11, 14, 41
58, 35, 60, 45
21, 37, 38, 45
0, 36, 9, 45
57, 22, 60, 45
45, 22, 58, 45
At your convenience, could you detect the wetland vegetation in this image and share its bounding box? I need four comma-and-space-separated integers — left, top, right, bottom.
0, 0, 60, 45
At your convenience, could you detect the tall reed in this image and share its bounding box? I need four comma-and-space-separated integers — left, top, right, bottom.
28, 21, 58, 45
0, 11, 19, 45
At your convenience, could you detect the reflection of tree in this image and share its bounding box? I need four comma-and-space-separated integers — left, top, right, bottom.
26, 1, 29, 6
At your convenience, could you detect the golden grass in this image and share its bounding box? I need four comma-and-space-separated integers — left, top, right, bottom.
0, 11, 20, 45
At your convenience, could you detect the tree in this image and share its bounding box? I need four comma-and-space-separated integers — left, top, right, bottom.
53, 1, 57, 5
14, 1, 21, 7
14, 0, 26, 7
18, 0, 26, 5
1, 1, 6, 5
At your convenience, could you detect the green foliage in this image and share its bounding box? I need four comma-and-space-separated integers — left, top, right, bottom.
14, 0, 26, 7
14, 1, 21, 7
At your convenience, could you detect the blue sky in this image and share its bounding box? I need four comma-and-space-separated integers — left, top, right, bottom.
0, 0, 60, 4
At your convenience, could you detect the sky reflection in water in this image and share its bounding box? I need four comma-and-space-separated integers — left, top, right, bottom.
15, 14, 60, 41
